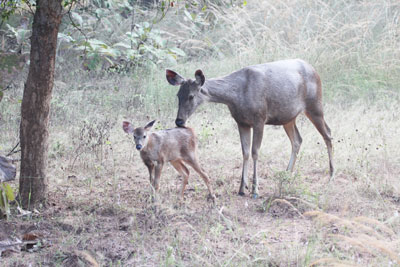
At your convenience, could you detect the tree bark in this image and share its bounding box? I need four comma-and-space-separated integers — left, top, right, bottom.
19, 0, 63, 209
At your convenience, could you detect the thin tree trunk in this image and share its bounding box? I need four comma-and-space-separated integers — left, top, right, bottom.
19, 0, 63, 209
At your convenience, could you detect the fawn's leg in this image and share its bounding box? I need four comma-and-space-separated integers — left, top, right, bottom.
171, 160, 190, 198
185, 155, 215, 200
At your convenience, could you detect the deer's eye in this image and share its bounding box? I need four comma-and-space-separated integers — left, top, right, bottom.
143, 135, 146, 139
189, 95, 194, 101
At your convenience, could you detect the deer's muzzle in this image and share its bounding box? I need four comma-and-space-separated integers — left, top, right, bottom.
175, 118, 185, 127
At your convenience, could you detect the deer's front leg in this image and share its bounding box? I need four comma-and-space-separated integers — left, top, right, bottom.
153, 161, 164, 192
238, 124, 251, 196
144, 160, 155, 185
251, 123, 265, 199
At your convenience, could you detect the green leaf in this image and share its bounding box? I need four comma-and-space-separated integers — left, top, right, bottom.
113, 42, 132, 49
58, 33, 75, 43
126, 49, 138, 59
98, 47, 120, 58
4, 183, 15, 202
0, 189, 10, 216
243, 0, 247, 6
184, 10, 193, 21
169, 47, 186, 57
0, 91, 3, 103
88, 39, 109, 50
143, 22, 150, 29
16, 28, 30, 45
125, 31, 139, 39
71, 12, 83, 26
0, 190, 4, 209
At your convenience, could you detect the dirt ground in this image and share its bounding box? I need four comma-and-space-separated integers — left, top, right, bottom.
1, 104, 400, 266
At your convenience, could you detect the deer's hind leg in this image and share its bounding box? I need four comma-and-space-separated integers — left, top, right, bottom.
283, 119, 303, 172
305, 110, 334, 178
184, 154, 215, 201
171, 160, 190, 198
250, 122, 265, 199
238, 124, 251, 196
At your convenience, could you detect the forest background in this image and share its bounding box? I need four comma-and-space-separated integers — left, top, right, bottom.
0, 0, 399, 266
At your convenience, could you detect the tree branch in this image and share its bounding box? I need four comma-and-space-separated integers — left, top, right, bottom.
6, 142, 20, 157
67, 5, 88, 60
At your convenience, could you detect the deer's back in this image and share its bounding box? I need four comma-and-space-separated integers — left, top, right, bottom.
222, 59, 320, 126
142, 127, 196, 163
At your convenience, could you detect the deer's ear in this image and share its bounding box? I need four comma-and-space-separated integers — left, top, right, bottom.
144, 120, 156, 130
194, 69, 205, 86
123, 121, 134, 134
166, 69, 185, 86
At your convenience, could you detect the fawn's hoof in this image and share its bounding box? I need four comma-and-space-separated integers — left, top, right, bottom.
207, 194, 216, 206
238, 191, 246, 196
329, 170, 336, 181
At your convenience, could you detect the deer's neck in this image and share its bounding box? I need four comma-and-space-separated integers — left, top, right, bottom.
141, 134, 154, 153
201, 78, 238, 105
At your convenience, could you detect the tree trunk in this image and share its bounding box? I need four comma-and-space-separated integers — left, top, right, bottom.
19, 0, 63, 209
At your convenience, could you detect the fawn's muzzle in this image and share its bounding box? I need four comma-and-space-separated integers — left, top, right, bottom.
175, 118, 185, 127
136, 144, 142, 150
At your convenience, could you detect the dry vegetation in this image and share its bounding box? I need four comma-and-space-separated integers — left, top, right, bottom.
1, 0, 400, 266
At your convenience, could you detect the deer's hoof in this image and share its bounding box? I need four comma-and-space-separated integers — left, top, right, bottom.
251, 193, 258, 199
329, 170, 336, 182
238, 191, 246, 196
207, 194, 216, 202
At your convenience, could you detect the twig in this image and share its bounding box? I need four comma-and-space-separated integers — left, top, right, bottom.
218, 206, 235, 230
0, 82, 12, 92
0, 241, 23, 249
24, 0, 35, 15
150, 0, 171, 29
67, 5, 88, 61
6, 142, 20, 157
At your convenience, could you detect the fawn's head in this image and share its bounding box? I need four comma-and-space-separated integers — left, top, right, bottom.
123, 120, 156, 151
166, 69, 206, 127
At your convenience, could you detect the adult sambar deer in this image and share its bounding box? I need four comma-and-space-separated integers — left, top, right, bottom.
123, 120, 215, 201
166, 59, 334, 198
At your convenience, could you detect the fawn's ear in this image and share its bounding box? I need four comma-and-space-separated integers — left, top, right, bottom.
166, 69, 185, 86
144, 120, 156, 131
122, 121, 134, 134
194, 69, 205, 86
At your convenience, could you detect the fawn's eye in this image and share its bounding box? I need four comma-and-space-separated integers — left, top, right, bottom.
189, 95, 194, 101
143, 135, 146, 139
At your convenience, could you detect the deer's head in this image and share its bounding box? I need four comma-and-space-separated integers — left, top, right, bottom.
123, 120, 155, 151
166, 69, 206, 127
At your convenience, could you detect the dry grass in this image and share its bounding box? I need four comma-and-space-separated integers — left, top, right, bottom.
0, 0, 399, 266
1, 101, 399, 266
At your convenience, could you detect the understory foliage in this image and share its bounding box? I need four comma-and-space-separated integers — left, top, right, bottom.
1, 0, 247, 71
2, 0, 398, 93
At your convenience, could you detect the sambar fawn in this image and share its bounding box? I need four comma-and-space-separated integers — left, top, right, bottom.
123, 120, 215, 201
